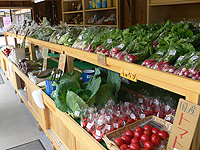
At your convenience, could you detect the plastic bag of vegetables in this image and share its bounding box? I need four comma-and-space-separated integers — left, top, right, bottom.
49, 29, 66, 44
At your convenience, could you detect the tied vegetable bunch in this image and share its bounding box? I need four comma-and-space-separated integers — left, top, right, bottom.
47, 68, 63, 81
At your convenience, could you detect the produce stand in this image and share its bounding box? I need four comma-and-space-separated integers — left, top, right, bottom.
2, 28, 200, 149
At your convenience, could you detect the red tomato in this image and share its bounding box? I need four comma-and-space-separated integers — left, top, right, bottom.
134, 117, 140, 122
122, 116, 128, 122
120, 144, 129, 150
126, 118, 134, 124
125, 130, 134, 138
114, 116, 119, 121
134, 131, 143, 139
143, 130, 152, 136
151, 134, 161, 146
129, 143, 140, 150
152, 127, 159, 134
126, 149, 131, 150
140, 134, 151, 143
158, 131, 169, 139
144, 125, 152, 131
121, 135, 132, 144
131, 138, 140, 146
114, 137, 124, 147
144, 141, 154, 150
135, 126, 144, 133
144, 111, 150, 116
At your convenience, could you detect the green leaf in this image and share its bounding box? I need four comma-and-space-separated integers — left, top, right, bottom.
75, 89, 92, 102
86, 77, 101, 99
87, 83, 116, 107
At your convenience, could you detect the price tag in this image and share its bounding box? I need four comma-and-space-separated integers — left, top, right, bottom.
58, 54, 67, 71
113, 123, 118, 129
166, 115, 171, 121
118, 44, 125, 49
165, 105, 170, 111
106, 124, 111, 131
39, 46, 43, 51
120, 69, 137, 82
125, 102, 129, 107
42, 58, 47, 71
117, 111, 121, 116
106, 116, 111, 121
74, 111, 80, 117
169, 50, 176, 56
43, 17, 47, 25
97, 52, 106, 66
86, 121, 94, 130
138, 98, 143, 103
140, 114, 146, 119
42, 47, 49, 58
177, 56, 185, 61
96, 130, 101, 136
107, 39, 112, 43
68, 38, 72, 42
79, 35, 83, 40
190, 56, 198, 61
130, 114, 136, 120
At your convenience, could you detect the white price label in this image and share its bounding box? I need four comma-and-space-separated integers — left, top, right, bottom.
147, 107, 150, 111
68, 38, 72, 42
79, 35, 83, 40
177, 56, 185, 61
74, 111, 80, 116
113, 123, 118, 129
157, 112, 160, 118
130, 114, 136, 120
81, 122, 83, 127
107, 39, 112, 43
165, 105, 170, 111
96, 130, 101, 136
106, 116, 111, 121
125, 102, 129, 107
140, 114, 146, 119
157, 51, 164, 55
190, 56, 199, 61
166, 115, 171, 121
154, 99, 159, 105
89, 114, 92, 120
138, 98, 143, 103
118, 44, 125, 49
56, 74, 59, 78
86, 121, 94, 130
106, 124, 111, 131
116, 111, 121, 116
169, 50, 176, 56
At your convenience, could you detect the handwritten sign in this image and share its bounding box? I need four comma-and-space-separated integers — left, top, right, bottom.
42, 58, 47, 71
58, 54, 67, 71
120, 69, 137, 82
97, 52, 106, 66
43, 17, 47, 25
42, 47, 49, 58
167, 98, 200, 150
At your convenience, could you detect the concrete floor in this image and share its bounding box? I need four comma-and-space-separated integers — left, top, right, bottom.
0, 68, 51, 150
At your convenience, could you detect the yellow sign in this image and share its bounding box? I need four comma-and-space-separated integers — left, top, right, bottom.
167, 98, 200, 150
120, 69, 137, 82
58, 54, 67, 71
97, 52, 106, 66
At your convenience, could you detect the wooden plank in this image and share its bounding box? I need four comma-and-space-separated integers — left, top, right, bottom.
66, 55, 74, 73
28, 43, 36, 60
4, 33, 8, 45
85, 7, 116, 11
14, 37, 18, 48
149, 0, 200, 6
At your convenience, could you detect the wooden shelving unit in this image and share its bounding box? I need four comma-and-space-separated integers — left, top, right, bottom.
62, 0, 119, 28
3, 27, 200, 149
147, 0, 200, 23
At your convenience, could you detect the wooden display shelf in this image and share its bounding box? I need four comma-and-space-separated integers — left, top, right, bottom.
149, 0, 200, 6
67, 24, 84, 26
85, 7, 117, 12
63, 10, 83, 14
85, 24, 117, 27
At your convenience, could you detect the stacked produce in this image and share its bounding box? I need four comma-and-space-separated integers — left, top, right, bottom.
114, 125, 169, 150
18, 59, 43, 74
54, 67, 121, 118
80, 93, 175, 143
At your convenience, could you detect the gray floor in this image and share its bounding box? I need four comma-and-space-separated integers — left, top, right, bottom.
0, 69, 51, 150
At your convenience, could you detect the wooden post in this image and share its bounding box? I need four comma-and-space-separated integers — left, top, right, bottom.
28, 43, 36, 60
66, 55, 74, 73
14, 37, 18, 48
4, 34, 8, 45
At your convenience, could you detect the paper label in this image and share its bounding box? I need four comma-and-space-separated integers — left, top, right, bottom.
58, 54, 67, 71
165, 105, 170, 111
42, 47, 49, 58
120, 69, 137, 82
138, 98, 143, 103
118, 44, 125, 49
177, 56, 185, 61
107, 39, 112, 43
96, 130, 101, 136
68, 38, 72, 42
106, 116, 111, 122
106, 124, 111, 131
130, 114, 136, 120
86, 121, 94, 130
154, 99, 159, 105
79, 35, 83, 40
166, 115, 171, 121
169, 50, 176, 56
117, 111, 121, 116
190, 56, 198, 61
141, 114, 146, 118
74, 111, 80, 116
113, 123, 118, 129
97, 52, 106, 66
125, 102, 129, 107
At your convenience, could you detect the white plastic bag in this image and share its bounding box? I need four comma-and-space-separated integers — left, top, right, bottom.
32, 89, 45, 109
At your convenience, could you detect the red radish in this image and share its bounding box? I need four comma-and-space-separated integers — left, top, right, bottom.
184, 70, 190, 77
155, 60, 164, 69
144, 125, 152, 131
101, 49, 107, 53
163, 62, 169, 67
140, 134, 151, 143
111, 48, 119, 52
146, 59, 156, 65
125, 130, 134, 138
131, 138, 140, 146
168, 67, 177, 73
151, 134, 161, 146
158, 131, 169, 139
121, 135, 132, 144
125, 55, 137, 63
142, 60, 148, 66
114, 137, 124, 147
105, 51, 110, 56
146, 62, 156, 68
120, 144, 129, 150
129, 143, 140, 150
152, 127, 159, 134
144, 141, 154, 150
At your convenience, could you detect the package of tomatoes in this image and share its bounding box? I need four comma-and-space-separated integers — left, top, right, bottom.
103, 116, 172, 150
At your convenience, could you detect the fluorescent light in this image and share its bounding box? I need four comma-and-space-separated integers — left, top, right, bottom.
33, 0, 45, 3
